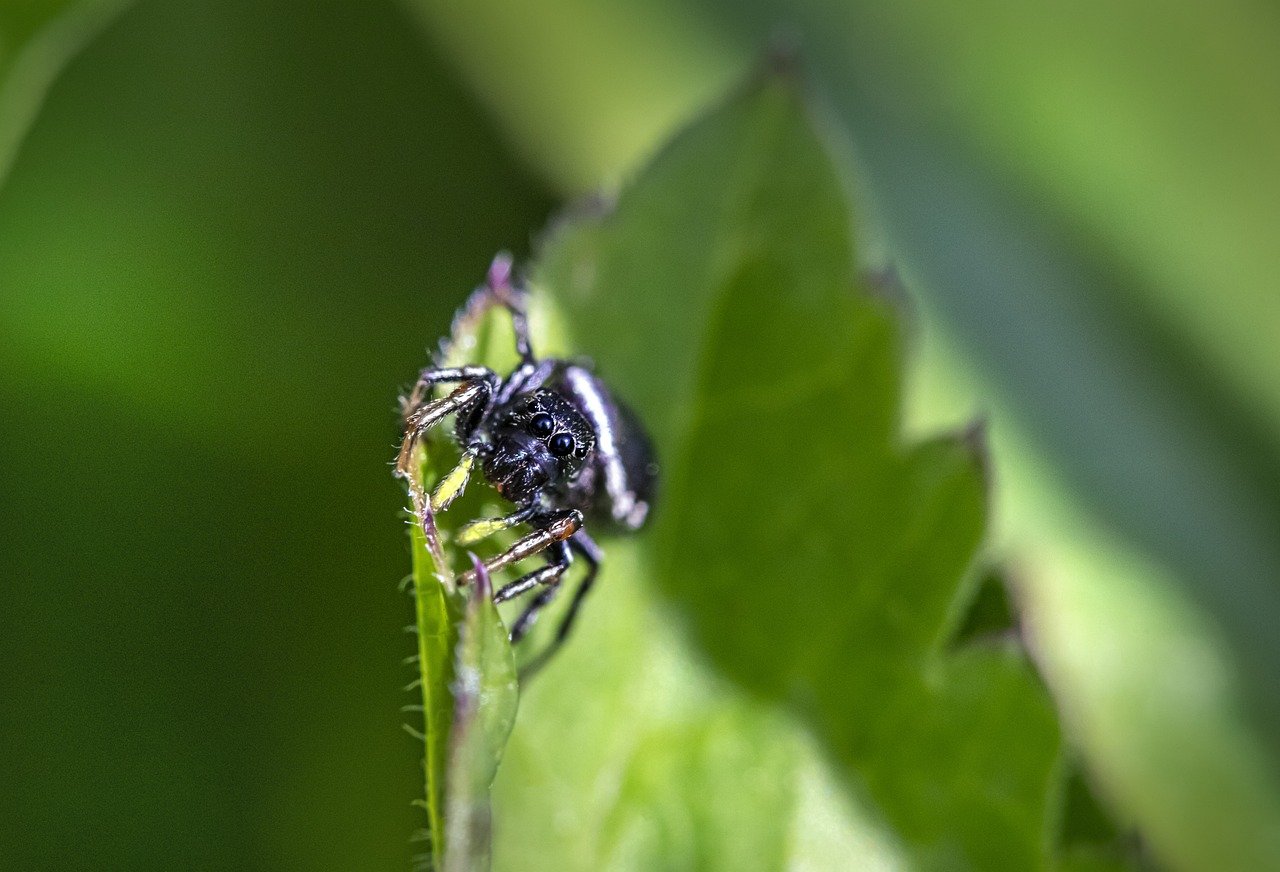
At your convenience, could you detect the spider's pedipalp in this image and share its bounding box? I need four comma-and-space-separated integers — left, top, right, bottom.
429, 451, 476, 513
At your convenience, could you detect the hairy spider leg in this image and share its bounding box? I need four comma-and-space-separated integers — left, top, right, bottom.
455, 504, 537, 546
457, 509, 582, 587
400, 365, 503, 516
496, 540, 573, 616
489, 254, 534, 364
431, 254, 558, 414
396, 379, 489, 478
402, 365, 497, 417
494, 357, 559, 407
517, 530, 603, 679
396, 379, 491, 546
508, 586, 559, 644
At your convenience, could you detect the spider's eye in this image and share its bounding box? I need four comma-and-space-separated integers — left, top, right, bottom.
549, 432, 574, 457
529, 413, 554, 437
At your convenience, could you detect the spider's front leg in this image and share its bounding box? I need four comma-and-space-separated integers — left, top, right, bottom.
457, 509, 582, 588
395, 377, 492, 544
396, 378, 487, 477
400, 365, 496, 420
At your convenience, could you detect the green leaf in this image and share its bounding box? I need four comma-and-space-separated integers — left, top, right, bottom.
526, 77, 1066, 869
595, 703, 801, 869
408, 520, 465, 870
691, 0, 1280, 786
444, 558, 519, 872
403, 6, 1280, 863
0, 0, 132, 189
407, 522, 519, 872
490, 538, 886, 872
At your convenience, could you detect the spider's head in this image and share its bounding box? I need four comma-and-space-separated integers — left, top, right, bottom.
483, 389, 594, 503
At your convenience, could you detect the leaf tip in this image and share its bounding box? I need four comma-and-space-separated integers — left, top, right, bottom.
862, 264, 912, 312
763, 30, 803, 81
732, 36, 809, 108
949, 566, 1023, 651
960, 415, 993, 484
467, 552, 492, 602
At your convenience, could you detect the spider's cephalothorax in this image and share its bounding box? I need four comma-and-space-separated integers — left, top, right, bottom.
395, 253, 656, 674
481, 390, 594, 504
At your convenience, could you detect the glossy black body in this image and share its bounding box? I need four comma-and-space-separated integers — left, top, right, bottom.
533, 364, 657, 531
448, 358, 657, 528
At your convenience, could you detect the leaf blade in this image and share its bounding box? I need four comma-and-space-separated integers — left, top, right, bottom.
538, 77, 1067, 870
409, 520, 464, 870
444, 557, 519, 872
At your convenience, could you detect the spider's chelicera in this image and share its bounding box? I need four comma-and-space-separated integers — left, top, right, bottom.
396, 253, 657, 671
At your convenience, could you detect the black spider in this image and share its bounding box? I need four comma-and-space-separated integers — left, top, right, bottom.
396, 254, 657, 672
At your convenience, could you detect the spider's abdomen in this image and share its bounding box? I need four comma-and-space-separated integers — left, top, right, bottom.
553, 365, 657, 532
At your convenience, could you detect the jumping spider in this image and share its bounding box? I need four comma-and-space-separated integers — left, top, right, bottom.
396, 254, 657, 671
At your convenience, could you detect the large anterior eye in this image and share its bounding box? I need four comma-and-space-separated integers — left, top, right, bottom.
529, 413, 554, 437
549, 432, 575, 456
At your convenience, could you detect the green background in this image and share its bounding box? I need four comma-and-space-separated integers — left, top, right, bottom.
0, 1, 550, 867
4, 0, 1280, 869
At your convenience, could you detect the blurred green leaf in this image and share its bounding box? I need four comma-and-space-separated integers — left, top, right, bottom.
0, 0, 132, 187
443, 558, 518, 872
532, 76, 1065, 870
763, 1, 1280, 439
397, 0, 742, 193
909, 332, 1280, 872
691, 0, 1280, 764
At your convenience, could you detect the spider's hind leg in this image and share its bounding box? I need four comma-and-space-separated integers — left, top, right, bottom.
498, 541, 573, 643
518, 530, 603, 679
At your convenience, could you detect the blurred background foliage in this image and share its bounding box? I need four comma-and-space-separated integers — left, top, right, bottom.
3, 0, 1279, 870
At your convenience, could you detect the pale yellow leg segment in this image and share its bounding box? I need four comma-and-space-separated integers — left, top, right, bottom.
458, 511, 582, 587
429, 451, 475, 513
456, 511, 525, 546
393, 381, 487, 583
